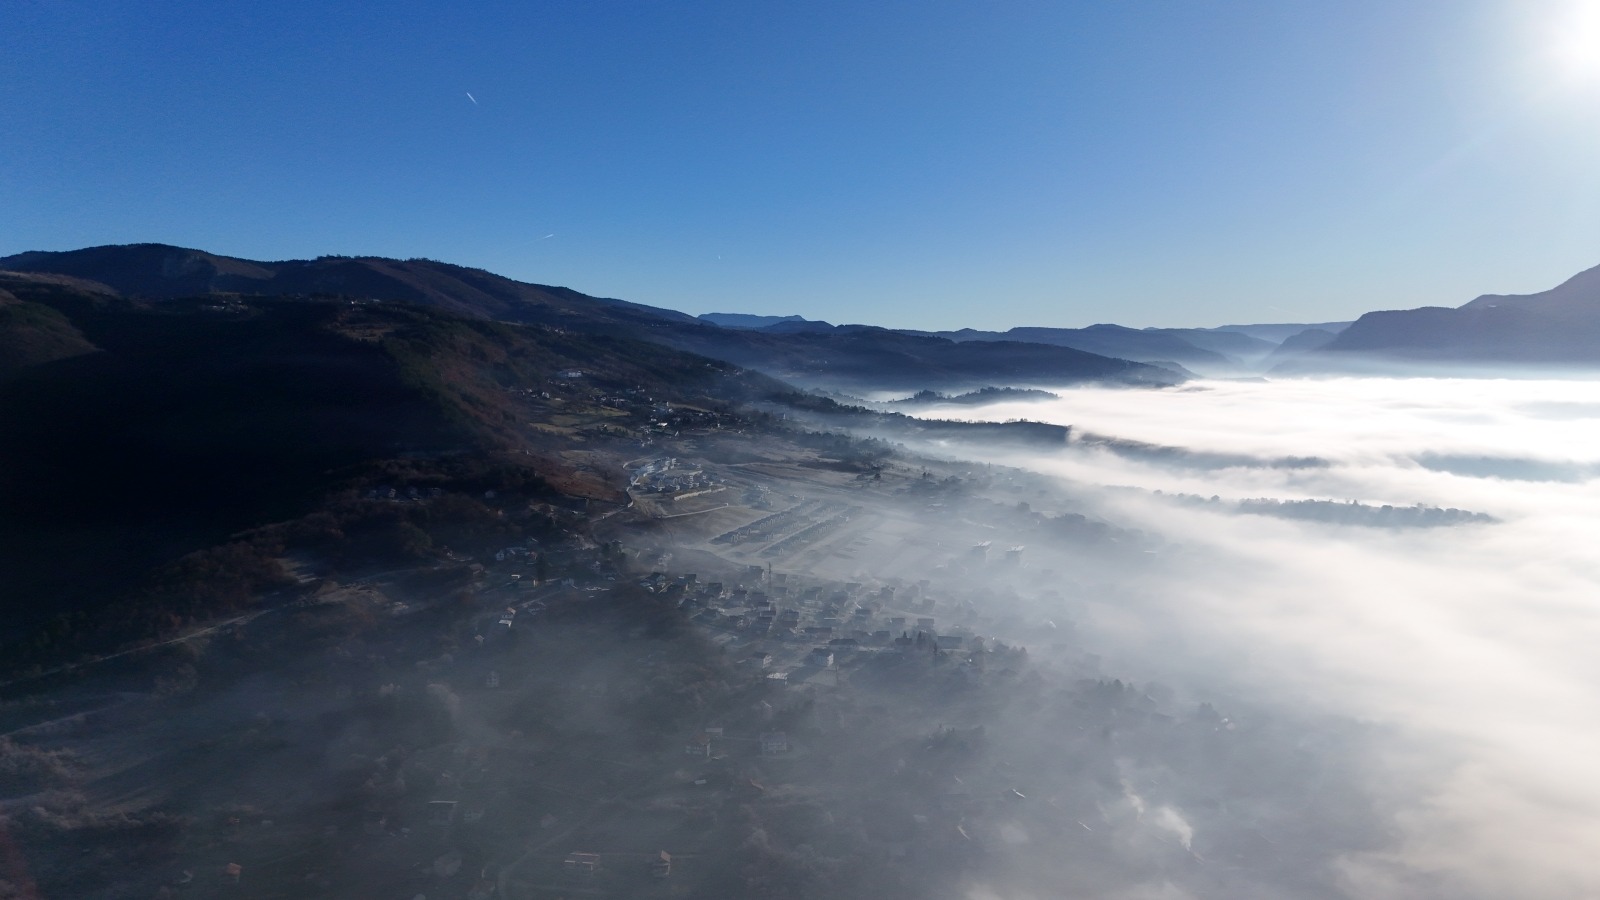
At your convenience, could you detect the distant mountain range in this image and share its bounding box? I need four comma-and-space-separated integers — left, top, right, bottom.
662, 322, 1178, 391
714, 314, 1356, 376
10, 241, 1595, 382
0, 244, 1183, 391
697, 312, 810, 329
711, 255, 1600, 374
900, 324, 1270, 374
1210, 321, 1355, 344
1292, 262, 1600, 370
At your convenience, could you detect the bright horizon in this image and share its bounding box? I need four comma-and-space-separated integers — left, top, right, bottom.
4, 1, 1600, 330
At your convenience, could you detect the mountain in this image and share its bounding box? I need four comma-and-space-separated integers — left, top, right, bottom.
3, 244, 1181, 392
711, 316, 1361, 374
759, 317, 840, 334
657, 322, 1182, 392
0, 243, 699, 330
900, 323, 1244, 375
1260, 327, 1338, 367
698, 313, 842, 334
1300, 263, 1600, 369
0, 271, 785, 646
1147, 327, 1280, 366
697, 312, 809, 329
0, 277, 100, 374
1208, 321, 1352, 343
1459, 262, 1600, 317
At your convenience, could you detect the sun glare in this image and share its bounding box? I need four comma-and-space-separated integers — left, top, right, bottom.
1551, 1, 1600, 83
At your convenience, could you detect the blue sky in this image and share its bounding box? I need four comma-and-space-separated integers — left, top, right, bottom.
4, 0, 1599, 329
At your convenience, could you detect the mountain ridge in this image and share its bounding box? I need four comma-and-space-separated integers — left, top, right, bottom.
2, 243, 1184, 391
0, 243, 701, 330
1302, 262, 1600, 369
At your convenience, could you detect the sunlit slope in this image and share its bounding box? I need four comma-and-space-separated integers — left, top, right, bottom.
0, 277, 100, 374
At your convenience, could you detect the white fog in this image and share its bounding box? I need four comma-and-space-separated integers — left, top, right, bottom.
909, 377, 1600, 898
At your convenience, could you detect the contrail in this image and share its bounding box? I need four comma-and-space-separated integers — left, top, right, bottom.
466, 92, 478, 106
535, 234, 555, 241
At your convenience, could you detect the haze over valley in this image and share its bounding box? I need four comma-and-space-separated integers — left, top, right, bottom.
904, 377, 1600, 897
4, 244, 1600, 899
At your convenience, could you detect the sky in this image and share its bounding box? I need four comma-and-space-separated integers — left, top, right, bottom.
913, 377, 1600, 897
3, 0, 1600, 330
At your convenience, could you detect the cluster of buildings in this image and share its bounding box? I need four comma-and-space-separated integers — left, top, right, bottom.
629, 457, 721, 495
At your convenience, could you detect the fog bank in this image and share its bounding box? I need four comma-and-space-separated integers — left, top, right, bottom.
915, 377, 1600, 899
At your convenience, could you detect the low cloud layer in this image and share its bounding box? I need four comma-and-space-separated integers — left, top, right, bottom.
915, 377, 1600, 899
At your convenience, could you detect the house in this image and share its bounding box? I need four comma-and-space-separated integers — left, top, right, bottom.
653, 851, 673, 878
746, 652, 773, 669
936, 635, 964, 651
760, 732, 789, 755
808, 648, 834, 668
685, 732, 712, 757
564, 852, 602, 876
428, 800, 458, 827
